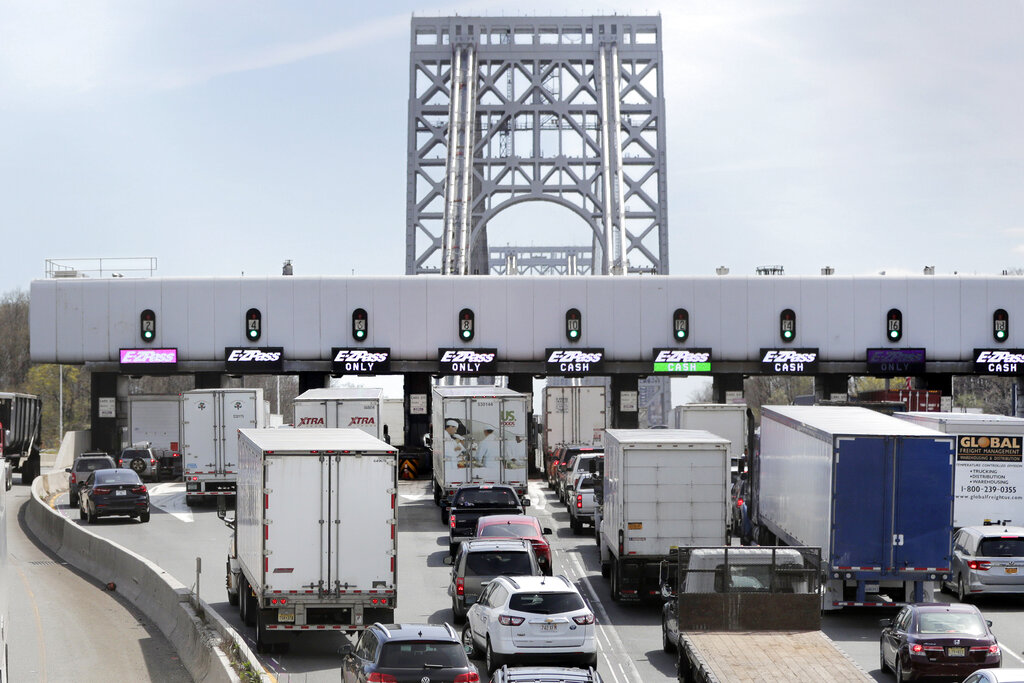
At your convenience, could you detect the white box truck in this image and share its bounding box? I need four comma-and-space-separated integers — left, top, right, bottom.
598, 429, 731, 602
180, 388, 265, 506
672, 403, 749, 476
126, 394, 182, 479
541, 385, 606, 476
293, 388, 383, 438
431, 386, 530, 507
894, 411, 1024, 528
225, 428, 397, 653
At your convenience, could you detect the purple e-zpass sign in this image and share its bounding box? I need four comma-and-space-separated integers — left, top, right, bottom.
119, 348, 178, 372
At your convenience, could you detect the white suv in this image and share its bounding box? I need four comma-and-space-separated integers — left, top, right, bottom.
461, 575, 597, 675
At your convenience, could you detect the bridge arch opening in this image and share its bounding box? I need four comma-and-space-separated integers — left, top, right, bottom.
479, 199, 602, 275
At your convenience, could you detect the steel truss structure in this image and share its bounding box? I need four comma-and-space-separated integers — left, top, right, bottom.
406, 16, 668, 276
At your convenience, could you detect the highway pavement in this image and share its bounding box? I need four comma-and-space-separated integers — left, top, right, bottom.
6, 482, 191, 683
32, 476, 1024, 682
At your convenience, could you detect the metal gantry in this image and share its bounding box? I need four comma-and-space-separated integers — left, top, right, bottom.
406, 16, 668, 276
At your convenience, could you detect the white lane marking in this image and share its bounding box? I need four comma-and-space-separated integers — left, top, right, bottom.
535, 481, 638, 683
148, 482, 194, 523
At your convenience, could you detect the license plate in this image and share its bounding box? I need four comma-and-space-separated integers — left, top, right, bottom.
115, 490, 127, 496
947, 647, 965, 657
541, 623, 557, 632
1006, 567, 1018, 574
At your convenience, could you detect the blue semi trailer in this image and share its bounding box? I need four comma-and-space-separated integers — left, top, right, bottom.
754, 405, 955, 610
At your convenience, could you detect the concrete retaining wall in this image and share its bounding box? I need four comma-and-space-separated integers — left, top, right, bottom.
27, 471, 270, 683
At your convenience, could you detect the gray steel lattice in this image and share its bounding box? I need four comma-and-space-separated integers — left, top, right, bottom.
406, 16, 668, 276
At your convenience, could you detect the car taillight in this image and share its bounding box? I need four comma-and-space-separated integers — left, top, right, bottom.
911, 643, 923, 653
93, 487, 112, 495
737, 497, 744, 507
454, 673, 480, 683
497, 615, 524, 626
173, 452, 180, 458
131, 485, 147, 494
367, 674, 398, 683
573, 614, 595, 625
576, 494, 583, 508
971, 644, 1001, 655
968, 560, 991, 571
118, 460, 124, 467
150, 459, 156, 465
533, 542, 550, 558
70, 473, 77, 484
456, 577, 464, 596
450, 515, 456, 528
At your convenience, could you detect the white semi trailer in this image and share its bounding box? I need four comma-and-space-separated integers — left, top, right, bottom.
180, 388, 265, 505
293, 387, 383, 438
225, 428, 398, 653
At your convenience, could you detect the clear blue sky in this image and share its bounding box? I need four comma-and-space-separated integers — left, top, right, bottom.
2, 0, 1023, 295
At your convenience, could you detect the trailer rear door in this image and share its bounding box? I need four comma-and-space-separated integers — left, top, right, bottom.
893, 437, 954, 571
331, 453, 396, 592
832, 437, 888, 570
264, 454, 327, 593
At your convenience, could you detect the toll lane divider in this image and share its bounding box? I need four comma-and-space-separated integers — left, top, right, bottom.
26, 471, 271, 683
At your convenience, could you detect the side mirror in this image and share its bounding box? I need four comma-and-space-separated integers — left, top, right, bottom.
422, 434, 433, 449
522, 498, 531, 507
542, 528, 553, 535
879, 618, 893, 628
443, 555, 454, 566
338, 643, 354, 657
65, 468, 72, 473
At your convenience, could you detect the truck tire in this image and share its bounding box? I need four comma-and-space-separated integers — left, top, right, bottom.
610, 564, 620, 602
227, 578, 240, 607
21, 457, 39, 485
239, 576, 249, 621
440, 506, 449, 525
185, 495, 199, 507
570, 516, 581, 534
433, 481, 441, 506
255, 609, 270, 653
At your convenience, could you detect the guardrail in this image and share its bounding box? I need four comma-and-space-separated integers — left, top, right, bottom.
25, 470, 270, 682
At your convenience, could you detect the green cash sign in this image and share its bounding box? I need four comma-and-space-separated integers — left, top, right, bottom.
652, 349, 713, 374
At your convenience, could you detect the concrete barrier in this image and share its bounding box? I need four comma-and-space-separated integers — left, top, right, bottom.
54, 430, 92, 471
26, 471, 271, 683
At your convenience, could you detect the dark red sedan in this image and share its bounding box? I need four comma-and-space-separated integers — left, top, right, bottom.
879, 602, 1000, 681
475, 515, 553, 575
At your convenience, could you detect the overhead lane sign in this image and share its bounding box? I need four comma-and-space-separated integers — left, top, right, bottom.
120, 348, 177, 372
438, 348, 497, 375
546, 348, 604, 376
760, 348, 819, 374
225, 347, 284, 373
651, 348, 712, 374
974, 349, 1024, 375
332, 348, 391, 375
866, 348, 926, 376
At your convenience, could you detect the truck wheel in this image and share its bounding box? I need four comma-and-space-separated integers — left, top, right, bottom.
570, 517, 581, 534
185, 495, 198, 507
21, 457, 39, 485
440, 506, 449, 525
227, 585, 239, 607
433, 481, 440, 506
610, 564, 620, 602
601, 561, 610, 578
255, 610, 270, 653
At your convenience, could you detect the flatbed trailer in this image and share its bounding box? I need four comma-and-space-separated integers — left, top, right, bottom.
678, 631, 870, 683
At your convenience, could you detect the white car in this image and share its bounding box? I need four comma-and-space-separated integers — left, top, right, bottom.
461, 575, 597, 674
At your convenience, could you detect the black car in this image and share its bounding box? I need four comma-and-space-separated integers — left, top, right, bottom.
340, 622, 479, 683
66, 453, 116, 506
879, 602, 1001, 681
79, 468, 151, 523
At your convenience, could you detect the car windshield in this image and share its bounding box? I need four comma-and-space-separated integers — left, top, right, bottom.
509, 591, 585, 615
465, 551, 533, 577
479, 523, 537, 538
76, 459, 113, 472
978, 536, 1024, 557
917, 612, 987, 636
94, 470, 143, 485
454, 488, 518, 507
377, 641, 466, 668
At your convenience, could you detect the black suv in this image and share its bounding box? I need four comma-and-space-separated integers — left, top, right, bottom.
340, 622, 479, 682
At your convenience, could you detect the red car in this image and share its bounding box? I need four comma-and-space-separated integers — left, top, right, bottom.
879, 602, 1001, 681
475, 515, 553, 575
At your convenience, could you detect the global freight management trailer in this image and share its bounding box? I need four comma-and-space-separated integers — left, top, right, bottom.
431, 386, 529, 508
598, 429, 730, 602
293, 387, 383, 438
894, 412, 1024, 528
225, 428, 398, 653
671, 403, 751, 476
180, 388, 265, 505
756, 405, 955, 609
